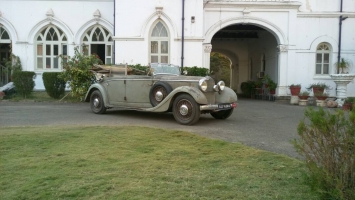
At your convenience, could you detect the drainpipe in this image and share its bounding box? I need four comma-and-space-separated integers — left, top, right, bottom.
337, 0, 348, 73
113, 0, 116, 65
181, 0, 185, 68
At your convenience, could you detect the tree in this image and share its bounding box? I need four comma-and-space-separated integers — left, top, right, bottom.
210, 52, 231, 86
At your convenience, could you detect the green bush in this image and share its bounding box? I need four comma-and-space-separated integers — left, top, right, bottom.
59, 47, 103, 99
293, 107, 355, 200
12, 71, 36, 98
42, 72, 66, 99
240, 81, 255, 97
182, 66, 209, 76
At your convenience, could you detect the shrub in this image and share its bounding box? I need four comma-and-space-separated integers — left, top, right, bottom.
12, 71, 36, 98
293, 107, 355, 200
182, 66, 209, 76
59, 47, 103, 99
240, 81, 256, 97
42, 72, 66, 99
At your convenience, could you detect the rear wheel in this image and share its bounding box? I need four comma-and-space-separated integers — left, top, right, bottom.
210, 109, 234, 119
172, 94, 200, 125
149, 82, 173, 107
90, 90, 106, 114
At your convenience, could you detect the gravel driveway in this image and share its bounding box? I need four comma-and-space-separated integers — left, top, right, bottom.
0, 99, 310, 158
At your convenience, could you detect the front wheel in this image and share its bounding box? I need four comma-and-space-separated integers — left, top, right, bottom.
172, 94, 200, 125
90, 90, 106, 114
210, 108, 234, 119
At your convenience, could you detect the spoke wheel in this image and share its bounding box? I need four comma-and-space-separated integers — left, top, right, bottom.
210, 108, 234, 119
149, 82, 173, 107
173, 94, 200, 125
90, 90, 106, 114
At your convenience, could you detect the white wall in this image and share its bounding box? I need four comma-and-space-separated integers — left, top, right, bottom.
1, 0, 113, 90
115, 0, 204, 67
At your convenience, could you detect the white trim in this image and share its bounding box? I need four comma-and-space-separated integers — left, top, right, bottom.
74, 18, 113, 44
204, 1, 301, 9
204, 16, 287, 45
141, 11, 178, 39
28, 17, 73, 44
113, 37, 144, 41
298, 12, 355, 18
0, 17, 18, 41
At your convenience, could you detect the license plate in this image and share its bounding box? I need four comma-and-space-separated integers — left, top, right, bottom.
218, 103, 231, 109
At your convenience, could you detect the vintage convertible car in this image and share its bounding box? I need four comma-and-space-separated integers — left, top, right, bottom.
84, 63, 238, 125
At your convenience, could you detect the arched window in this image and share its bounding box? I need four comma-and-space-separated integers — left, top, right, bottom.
315, 43, 331, 74
0, 25, 11, 66
81, 25, 113, 64
149, 21, 169, 63
35, 26, 67, 70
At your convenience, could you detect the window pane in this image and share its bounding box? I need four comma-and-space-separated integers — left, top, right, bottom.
151, 56, 158, 63
324, 54, 329, 63
63, 45, 67, 55
161, 41, 168, 53
37, 58, 43, 69
54, 58, 58, 69
316, 54, 322, 63
83, 36, 88, 41
106, 58, 111, 65
161, 56, 168, 63
37, 36, 42, 41
323, 64, 329, 74
37, 45, 43, 55
46, 45, 51, 56
316, 64, 322, 74
46, 58, 51, 69
151, 41, 158, 53
54, 45, 58, 56
63, 36, 67, 41
106, 45, 111, 57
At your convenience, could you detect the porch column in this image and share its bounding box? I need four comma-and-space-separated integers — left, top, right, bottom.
202, 43, 212, 68
277, 45, 288, 96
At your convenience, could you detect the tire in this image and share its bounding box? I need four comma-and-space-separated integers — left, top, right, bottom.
90, 90, 106, 114
172, 94, 200, 125
149, 81, 173, 107
210, 108, 234, 119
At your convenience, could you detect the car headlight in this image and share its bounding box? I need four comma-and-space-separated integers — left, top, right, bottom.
217, 81, 225, 91
199, 78, 208, 92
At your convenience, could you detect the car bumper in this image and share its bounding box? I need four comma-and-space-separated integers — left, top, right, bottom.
200, 102, 237, 111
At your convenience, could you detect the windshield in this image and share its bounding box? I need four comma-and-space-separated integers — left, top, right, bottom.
150, 63, 180, 76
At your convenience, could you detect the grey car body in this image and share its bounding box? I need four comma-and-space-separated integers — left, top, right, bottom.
84, 63, 238, 125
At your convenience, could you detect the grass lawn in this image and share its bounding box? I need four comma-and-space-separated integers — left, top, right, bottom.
0, 126, 317, 199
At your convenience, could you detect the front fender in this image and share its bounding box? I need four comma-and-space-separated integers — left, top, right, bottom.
144, 86, 208, 112
215, 87, 238, 103
84, 83, 108, 106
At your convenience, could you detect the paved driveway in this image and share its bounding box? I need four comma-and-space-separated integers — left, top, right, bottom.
0, 99, 310, 158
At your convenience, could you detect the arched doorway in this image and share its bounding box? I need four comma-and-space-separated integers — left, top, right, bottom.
0, 25, 11, 86
209, 24, 279, 95
81, 25, 113, 64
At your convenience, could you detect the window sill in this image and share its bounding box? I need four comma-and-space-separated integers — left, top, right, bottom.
313, 74, 332, 80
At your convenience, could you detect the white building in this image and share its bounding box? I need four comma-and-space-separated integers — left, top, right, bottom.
1, 0, 354, 97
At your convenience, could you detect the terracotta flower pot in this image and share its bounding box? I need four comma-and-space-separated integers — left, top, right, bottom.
343, 103, 353, 111
289, 86, 301, 96
315, 96, 328, 101
312, 87, 325, 95
270, 89, 276, 95
298, 95, 309, 100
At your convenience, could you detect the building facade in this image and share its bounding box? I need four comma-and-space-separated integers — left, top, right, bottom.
1, 0, 354, 97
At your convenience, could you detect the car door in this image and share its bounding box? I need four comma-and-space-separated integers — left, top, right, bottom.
125, 75, 155, 108
106, 78, 125, 105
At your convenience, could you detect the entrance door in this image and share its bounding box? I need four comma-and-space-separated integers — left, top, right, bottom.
91, 44, 105, 64
0, 43, 11, 86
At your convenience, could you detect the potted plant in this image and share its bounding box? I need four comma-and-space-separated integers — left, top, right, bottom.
255, 80, 263, 94
306, 82, 330, 95
334, 58, 352, 74
314, 91, 329, 101
268, 81, 277, 95
289, 84, 301, 96
330, 58, 355, 106
298, 91, 310, 100
343, 97, 355, 111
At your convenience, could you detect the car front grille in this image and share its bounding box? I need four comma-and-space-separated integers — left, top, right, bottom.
204, 92, 216, 104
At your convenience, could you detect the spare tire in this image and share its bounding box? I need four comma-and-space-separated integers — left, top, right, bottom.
149, 81, 173, 107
